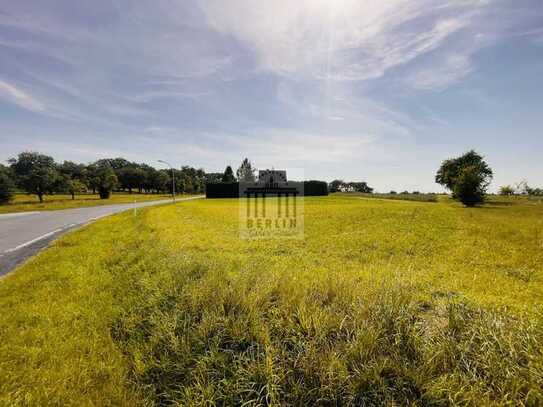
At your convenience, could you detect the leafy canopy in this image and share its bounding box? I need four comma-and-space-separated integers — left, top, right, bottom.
436, 150, 493, 206
435, 150, 493, 192
8, 152, 59, 202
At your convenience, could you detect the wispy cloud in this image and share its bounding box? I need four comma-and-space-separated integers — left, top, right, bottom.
406, 53, 474, 91
0, 80, 45, 111
1, 0, 542, 191
200, 0, 481, 81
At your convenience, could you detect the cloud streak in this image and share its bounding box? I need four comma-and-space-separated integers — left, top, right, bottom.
0, 80, 45, 112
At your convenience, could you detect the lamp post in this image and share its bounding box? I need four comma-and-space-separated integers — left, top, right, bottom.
158, 160, 176, 203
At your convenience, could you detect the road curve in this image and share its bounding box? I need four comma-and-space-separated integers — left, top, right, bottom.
0, 196, 203, 276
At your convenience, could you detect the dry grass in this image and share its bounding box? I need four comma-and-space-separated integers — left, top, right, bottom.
1, 195, 542, 405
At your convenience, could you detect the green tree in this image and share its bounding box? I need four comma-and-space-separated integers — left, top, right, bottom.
236, 158, 256, 182
328, 179, 344, 193
499, 185, 515, 196
436, 150, 493, 196
348, 181, 373, 193
222, 166, 236, 183
9, 152, 59, 202
0, 164, 15, 204
54, 176, 88, 200
205, 172, 223, 184
59, 161, 88, 186
118, 166, 146, 193
94, 163, 118, 199
453, 166, 488, 207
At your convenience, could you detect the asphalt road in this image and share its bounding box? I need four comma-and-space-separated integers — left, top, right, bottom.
0, 196, 202, 276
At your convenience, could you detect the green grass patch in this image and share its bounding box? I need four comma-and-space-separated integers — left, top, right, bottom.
1, 196, 542, 405
336, 192, 439, 203
0, 192, 177, 214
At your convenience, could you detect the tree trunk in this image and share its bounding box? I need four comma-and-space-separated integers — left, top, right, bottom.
38, 192, 43, 203
71, 192, 75, 200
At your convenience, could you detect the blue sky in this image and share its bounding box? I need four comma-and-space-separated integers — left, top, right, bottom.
0, 0, 542, 192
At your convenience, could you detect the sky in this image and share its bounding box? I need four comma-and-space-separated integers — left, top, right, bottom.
0, 0, 542, 192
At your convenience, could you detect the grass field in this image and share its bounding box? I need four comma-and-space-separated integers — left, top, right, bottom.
0, 192, 176, 214
1, 195, 542, 405
336, 192, 440, 203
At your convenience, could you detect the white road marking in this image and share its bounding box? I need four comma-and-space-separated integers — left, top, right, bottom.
0, 211, 40, 219
4, 228, 64, 253
1, 196, 205, 255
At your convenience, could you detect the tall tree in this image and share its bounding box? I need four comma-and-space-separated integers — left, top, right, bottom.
0, 164, 15, 204
435, 150, 493, 195
222, 166, 236, 183
236, 158, 256, 182
9, 152, 59, 202
93, 162, 118, 199
436, 150, 493, 206
118, 166, 146, 193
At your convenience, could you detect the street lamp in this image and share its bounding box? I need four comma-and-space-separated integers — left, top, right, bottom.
158, 160, 176, 203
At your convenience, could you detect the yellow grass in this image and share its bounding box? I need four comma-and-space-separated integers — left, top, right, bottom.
1, 195, 542, 405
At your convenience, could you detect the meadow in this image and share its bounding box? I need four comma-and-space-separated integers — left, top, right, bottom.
0, 192, 175, 214
336, 192, 439, 203
1, 195, 542, 405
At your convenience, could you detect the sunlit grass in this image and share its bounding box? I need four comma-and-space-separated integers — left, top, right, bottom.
1, 196, 542, 404
0, 192, 176, 214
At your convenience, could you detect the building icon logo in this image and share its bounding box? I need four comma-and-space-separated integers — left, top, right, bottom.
239, 169, 304, 239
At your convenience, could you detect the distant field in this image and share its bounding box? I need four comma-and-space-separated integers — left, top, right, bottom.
336, 192, 440, 202
1, 196, 542, 405
0, 193, 176, 214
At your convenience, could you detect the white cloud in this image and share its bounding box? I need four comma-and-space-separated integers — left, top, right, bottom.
0, 80, 45, 112
200, 0, 482, 81
406, 53, 474, 91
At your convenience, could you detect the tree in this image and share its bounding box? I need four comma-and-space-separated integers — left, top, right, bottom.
222, 166, 236, 183
436, 150, 493, 196
453, 166, 487, 207
54, 177, 88, 200
0, 164, 15, 204
499, 185, 515, 196
205, 172, 223, 184
236, 158, 256, 182
59, 161, 88, 186
118, 166, 146, 193
94, 163, 118, 199
9, 152, 59, 202
329, 179, 344, 193
348, 182, 373, 193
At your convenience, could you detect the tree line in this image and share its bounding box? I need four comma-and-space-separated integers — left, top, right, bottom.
0, 151, 210, 204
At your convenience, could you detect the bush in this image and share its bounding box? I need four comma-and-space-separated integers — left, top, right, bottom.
0, 165, 15, 204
